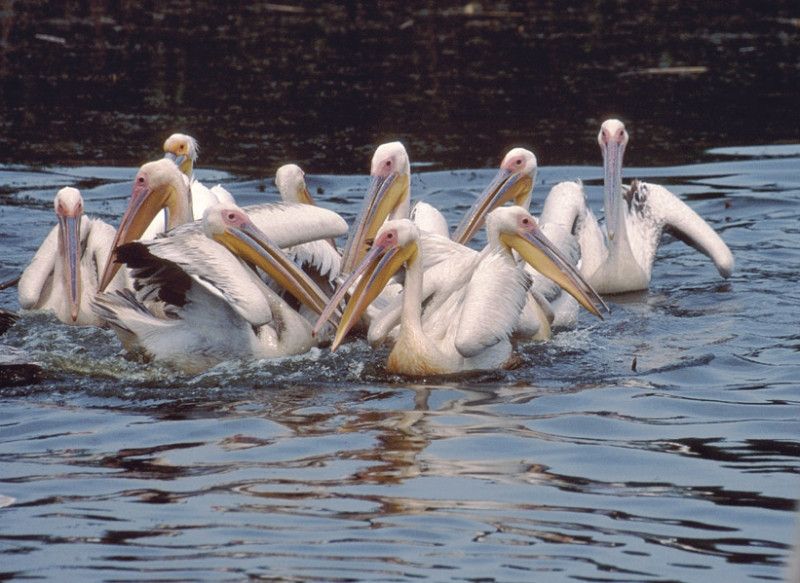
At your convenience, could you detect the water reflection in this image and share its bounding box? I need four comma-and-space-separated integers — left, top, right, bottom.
0, 370, 796, 580
1, 150, 799, 580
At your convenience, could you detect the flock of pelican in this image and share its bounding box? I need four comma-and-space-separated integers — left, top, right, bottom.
13, 120, 734, 376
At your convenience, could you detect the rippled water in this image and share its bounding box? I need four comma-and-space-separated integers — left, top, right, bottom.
1, 145, 799, 582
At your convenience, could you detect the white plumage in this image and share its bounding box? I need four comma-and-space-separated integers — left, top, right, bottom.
18, 187, 129, 326
275, 163, 342, 283
315, 206, 607, 376
541, 119, 734, 294
93, 202, 345, 374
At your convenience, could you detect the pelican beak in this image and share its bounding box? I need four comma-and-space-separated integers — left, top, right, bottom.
164, 151, 189, 173
341, 171, 410, 274
213, 220, 335, 320
58, 212, 82, 321
315, 236, 416, 350
295, 183, 316, 206
501, 225, 610, 320
452, 168, 533, 245
98, 175, 181, 292
601, 139, 625, 241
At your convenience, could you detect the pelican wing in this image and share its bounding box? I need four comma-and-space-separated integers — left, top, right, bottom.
18, 225, 59, 310
283, 239, 342, 282
93, 285, 269, 375
244, 202, 348, 248
209, 184, 236, 205
640, 182, 734, 278
454, 249, 529, 358
367, 240, 476, 347
116, 229, 272, 327
411, 200, 450, 238
540, 180, 607, 282
419, 230, 473, 270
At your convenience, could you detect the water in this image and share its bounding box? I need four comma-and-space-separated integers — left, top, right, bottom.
1, 144, 799, 582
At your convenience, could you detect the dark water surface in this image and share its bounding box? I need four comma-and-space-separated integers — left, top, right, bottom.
1, 144, 799, 581
1, 2, 798, 172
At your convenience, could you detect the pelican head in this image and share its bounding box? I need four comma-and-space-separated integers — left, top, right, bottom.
203, 203, 334, 319
55, 187, 84, 321
341, 142, 411, 274
163, 133, 199, 178
315, 219, 419, 350
98, 158, 191, 291
451, 147, 537, 245
598, 119, 629, 240
276, 164, 316, 205
488, 206, 610, 319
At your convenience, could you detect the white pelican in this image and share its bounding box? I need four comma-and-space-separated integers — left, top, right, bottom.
18, 187, 130, 326
275, 163, 341, 283
566, 118, 734, 294
314, 206, 608, 376
98, 158, 191, 292
139, 133, 235, 240
92, 203, 340, 374
367, 202, 609, 348
163, 132, 236, 211
339, 141, 455, 272
451, 147, 538, 245
446, 147, 586, 333
341, 142, 414, 275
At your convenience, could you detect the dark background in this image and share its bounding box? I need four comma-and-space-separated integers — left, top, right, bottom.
0, 1, 798, 174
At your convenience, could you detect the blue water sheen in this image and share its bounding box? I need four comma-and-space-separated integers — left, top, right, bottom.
1, 145, 799, 582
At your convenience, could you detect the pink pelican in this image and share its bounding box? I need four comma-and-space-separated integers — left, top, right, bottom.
314, 206, 607, 376
92, 203, 342, 374
544, 119, 734, 294
18, 187, 129, 326
98, 158, 191, 292
451, 147, 538, 245
162, 132, 236, 209
275, 163, 341, 283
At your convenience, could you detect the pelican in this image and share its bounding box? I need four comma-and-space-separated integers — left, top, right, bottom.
451, 147, 538, 245
139, 133, 235, 240
18, 187, 130, 326
98, 158, 191, 292
341, 142, 458, 270
446, 147, 586, 333
341, 142, 414, 274
163, 132, 236, 211
561, 118, 734, 294
275, 163, 341, 283
314, 206, 607, 376
92, 203, 340, 374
